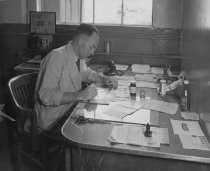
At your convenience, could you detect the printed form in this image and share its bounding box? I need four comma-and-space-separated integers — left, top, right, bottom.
170, 119, 210, 150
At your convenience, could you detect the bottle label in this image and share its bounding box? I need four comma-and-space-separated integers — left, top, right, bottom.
160, 83, 166, 96
181, 97, 188, 111
130, 86, 136, 94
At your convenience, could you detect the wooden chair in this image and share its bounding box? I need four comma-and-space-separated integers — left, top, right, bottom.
8, 72, 71, 171
8, 72, 41, 169
8, 72, 67, 170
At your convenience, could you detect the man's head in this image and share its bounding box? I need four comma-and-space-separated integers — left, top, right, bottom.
72, 23, 99, 59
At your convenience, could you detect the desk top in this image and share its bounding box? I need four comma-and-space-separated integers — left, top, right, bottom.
62, 88, 210, 165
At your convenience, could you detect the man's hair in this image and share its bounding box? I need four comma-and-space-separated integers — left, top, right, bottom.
73, 23, 99, 39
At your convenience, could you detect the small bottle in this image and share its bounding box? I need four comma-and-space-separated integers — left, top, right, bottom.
160, 79, 166, 96
140, 88, 145, 99
181, 80, 190, 111
130, 81, 136, 97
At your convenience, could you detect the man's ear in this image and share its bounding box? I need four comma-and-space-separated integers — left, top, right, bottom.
78, 35, 83, 47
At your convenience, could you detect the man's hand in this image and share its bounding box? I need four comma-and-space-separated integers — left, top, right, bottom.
78, 83, 97, 101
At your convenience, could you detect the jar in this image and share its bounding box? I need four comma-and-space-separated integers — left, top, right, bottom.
180, 80, 190, 111
130, 81, 136, 96
140, 88, 145, 99
160, 79, 166, 96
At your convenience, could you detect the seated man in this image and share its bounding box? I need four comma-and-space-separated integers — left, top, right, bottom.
34, 23, 118, 131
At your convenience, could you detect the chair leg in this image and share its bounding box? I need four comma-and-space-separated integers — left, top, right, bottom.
65, 146, 72, 171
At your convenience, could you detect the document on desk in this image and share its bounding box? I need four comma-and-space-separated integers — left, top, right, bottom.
136, 81, 158, 89
108, 125, 160, 148
103, 86, 130, 101
103, 104, 137, 119
179, 135, 210, 150
143, 99, 178, 115
115, 75, 135, 87
115, 64, 129, 71
102, 101, 144, 119
171, 120, 210, 150
115, 75, 135, 80
170, 119, 205, 136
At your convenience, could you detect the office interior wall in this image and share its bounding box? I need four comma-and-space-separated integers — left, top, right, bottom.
0, 0, 183, 103
153, 0, 183, 29
182, 0, 210, 112
0, 0, 27, 23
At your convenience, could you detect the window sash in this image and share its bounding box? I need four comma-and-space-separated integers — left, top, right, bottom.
34, 0, 152, 26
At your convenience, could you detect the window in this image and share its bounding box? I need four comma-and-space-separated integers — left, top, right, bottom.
82, 0, 153, 26
34, 0, 153, 26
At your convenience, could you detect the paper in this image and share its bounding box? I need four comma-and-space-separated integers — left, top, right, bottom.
150, 67, 163, 74
103, 86, 130, 101
119, 100, 144, 110
170, 119, 204, 136
181, 111, 199, 120
136, 81, 158, 89
115, 64, 129, 71
143, 99, 178, 115
131, 64, 151, 74
115, 75, 135, 81
89, 99, 109, 105
158, 128, 169, 144
135, 74, 155, 82
179, 135, 210, 150
117, 80, 130, 87
103, 104, 137, 119
109, 125, 160, 148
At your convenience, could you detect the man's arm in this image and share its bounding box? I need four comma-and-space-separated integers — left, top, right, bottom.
60, 84, 97, 105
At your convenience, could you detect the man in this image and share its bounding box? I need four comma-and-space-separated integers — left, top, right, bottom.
34, 23, 118, 131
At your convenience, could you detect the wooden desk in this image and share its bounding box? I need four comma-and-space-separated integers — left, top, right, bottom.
62, 88, 210, 171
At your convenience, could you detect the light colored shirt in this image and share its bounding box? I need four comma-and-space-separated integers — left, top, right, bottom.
34, 41, 94, 130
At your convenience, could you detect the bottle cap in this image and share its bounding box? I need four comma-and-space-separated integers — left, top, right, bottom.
160, 79, 166, 83
130, 80, 136, 85
184, 80, 189, 84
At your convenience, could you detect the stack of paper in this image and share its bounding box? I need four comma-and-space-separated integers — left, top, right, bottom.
150, 67, 163, 74
109, 125, 169, 148
115, 64, 129, 71
136, 81, 158, 89
99, 86, 130, 102
143, 99, 178, 115
131, 64, 151, 74
181, 112, 199, 120
115, 75, 135, 81
171, 119, 210, 150
115, 75, 135, 87
135, 74, 156, 82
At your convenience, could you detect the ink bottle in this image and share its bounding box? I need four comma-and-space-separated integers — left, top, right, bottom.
130, 81, 137, 97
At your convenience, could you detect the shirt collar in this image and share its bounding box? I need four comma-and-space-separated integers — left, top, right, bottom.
67, 41, 79, 63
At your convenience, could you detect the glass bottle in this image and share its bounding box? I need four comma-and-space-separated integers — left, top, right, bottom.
130, 81, 136, 97
160, 79, 166, 96
180, 80, 190, 111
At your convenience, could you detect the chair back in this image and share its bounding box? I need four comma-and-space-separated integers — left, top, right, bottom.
8, 72, 39, 151
8, 72, 38, 111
